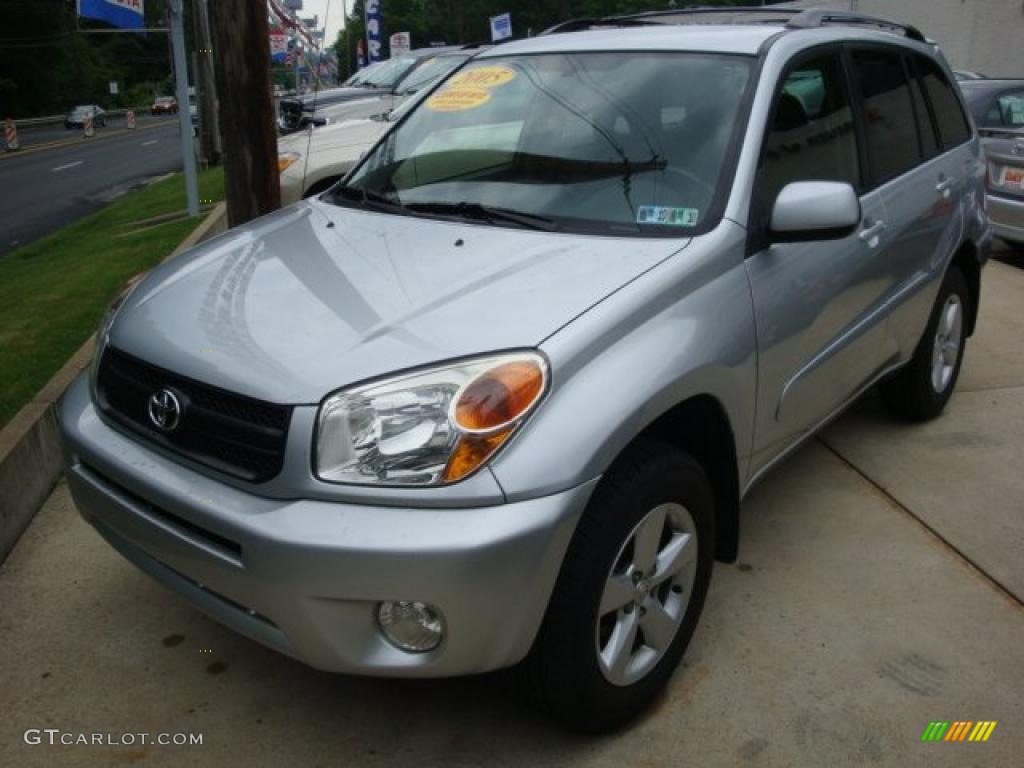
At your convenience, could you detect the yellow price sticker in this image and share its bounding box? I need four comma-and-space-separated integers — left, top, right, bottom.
448, 66, 517, 89
426, 86, 493, 112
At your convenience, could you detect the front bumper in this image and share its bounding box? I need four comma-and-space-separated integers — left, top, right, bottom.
59, 374, 596, 676
987, 191, 1024, 244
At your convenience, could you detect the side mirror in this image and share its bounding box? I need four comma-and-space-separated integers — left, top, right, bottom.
770, 181, 861, 242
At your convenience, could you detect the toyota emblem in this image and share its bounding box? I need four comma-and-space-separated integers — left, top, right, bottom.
148, 388, 183, 432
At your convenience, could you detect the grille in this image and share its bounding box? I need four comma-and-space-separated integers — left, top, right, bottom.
96, 346, 292, 482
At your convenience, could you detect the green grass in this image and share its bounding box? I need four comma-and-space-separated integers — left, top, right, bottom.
0, 168, 224, 428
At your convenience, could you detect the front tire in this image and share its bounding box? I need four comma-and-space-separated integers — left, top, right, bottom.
881, 266, 970, 421
520, 440, 714, 732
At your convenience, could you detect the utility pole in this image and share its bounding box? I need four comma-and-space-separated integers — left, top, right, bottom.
169, 0, 200, 218
193, 0, 221, 165
209, 0, 281, 227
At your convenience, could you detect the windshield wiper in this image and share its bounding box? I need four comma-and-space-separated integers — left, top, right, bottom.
330, 184, 405, 212
403, 201, 559, 232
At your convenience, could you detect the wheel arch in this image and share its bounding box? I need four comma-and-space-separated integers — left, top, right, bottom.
616, 394, 741, 563
302, 174, 343, 199
950, 239, 981, 337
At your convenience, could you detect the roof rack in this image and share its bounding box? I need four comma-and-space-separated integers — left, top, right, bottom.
786, 9, 926, 42
541, 17, 662, 36
542, 5, 926, 43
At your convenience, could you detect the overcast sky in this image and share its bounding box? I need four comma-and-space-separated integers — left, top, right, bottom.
294, 0, 347, 50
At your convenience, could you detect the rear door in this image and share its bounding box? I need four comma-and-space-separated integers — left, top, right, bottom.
859, 49, 969, 357
746, 47, 895, 474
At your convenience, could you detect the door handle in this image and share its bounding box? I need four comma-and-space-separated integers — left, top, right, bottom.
858, 220, 886, 245
936, 176, 955, 196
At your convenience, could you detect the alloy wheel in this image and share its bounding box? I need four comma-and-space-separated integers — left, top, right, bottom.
595, 502, 698, 686
931, 294, 962, 393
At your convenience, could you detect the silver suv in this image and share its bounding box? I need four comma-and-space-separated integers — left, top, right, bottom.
60, 8, 989, 731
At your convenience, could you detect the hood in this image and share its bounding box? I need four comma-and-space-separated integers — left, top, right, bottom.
279, 118, 388, 158
109, 201, 688, 404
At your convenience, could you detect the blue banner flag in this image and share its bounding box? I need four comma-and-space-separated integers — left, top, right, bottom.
365, 0, 383, 63
79, 0, 145, 30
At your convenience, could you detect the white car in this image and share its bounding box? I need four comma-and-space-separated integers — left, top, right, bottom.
277, 94, 427, 204
278, 117, 390, 205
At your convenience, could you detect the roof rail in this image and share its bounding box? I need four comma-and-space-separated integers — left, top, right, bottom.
786, 9, 926, 42
541, 5, 927, 43
614, 6, 803, 22
541, 17, 661, 36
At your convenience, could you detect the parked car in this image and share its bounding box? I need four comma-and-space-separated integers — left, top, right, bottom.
60, 8, 989, 732
277, 56, 482, 205
151, 96, 178, 115
64, 105, 105, 129
278, 115, 391, 205
277, 46, 471, 134
959, 78, 1024, 247
302, 50, 483, 132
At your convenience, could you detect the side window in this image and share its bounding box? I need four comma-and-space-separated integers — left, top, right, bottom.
907, 59, 940, 159
851, 49, 921, 184
996, 92, 1024, 126
916, 55, 972, 147
759, 53, 859, 212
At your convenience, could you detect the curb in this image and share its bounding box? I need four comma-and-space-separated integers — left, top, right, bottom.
0, 201, 228, 565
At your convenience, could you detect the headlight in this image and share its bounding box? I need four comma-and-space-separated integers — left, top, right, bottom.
277, 152, 301, 173
91, 274, 144, 394
315, 352, 548, 486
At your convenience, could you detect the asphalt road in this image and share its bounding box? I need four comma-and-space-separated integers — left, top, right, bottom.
11, 112, 176, 150
0, 120, 184, 256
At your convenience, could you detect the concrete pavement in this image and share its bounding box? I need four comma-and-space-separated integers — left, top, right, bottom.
0, 261, 1021, 766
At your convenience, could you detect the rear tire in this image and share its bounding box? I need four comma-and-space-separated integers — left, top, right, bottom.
881, 266, 970, 421
519, 440, 714, 732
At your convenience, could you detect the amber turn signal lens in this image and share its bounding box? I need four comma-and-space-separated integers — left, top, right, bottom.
453, 360, 546, 434
443, 429, 514, 483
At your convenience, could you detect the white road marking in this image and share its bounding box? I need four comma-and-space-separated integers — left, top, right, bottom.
141, 139, 158, 146
51, 161, 83, 172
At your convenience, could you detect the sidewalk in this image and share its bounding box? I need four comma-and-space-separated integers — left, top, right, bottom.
1, 260, 1021, 767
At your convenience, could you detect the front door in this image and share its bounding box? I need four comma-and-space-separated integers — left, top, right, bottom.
746, 48, 898, 477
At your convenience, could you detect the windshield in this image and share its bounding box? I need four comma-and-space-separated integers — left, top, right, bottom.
360, 56, 417, 88
336, 52, 753, 235
396, 54, 470, 95
346, 61, 382, 86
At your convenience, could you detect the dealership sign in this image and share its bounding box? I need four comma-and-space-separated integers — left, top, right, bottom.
389, 31, 411, 57
270, 28, 288, 62
490, 12, 512, 41
78, 0, 144, 30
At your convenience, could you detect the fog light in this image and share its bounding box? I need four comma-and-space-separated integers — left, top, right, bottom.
377, 601, 445, 653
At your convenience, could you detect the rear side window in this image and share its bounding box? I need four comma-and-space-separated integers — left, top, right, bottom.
759, 53, 859, 210
916, 55, 972, 147
851, 49, 921, 184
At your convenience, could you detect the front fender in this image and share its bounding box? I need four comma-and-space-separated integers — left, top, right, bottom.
490, 221, 757, 502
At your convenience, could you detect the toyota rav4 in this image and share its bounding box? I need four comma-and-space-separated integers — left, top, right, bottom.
60, 8, 989, 731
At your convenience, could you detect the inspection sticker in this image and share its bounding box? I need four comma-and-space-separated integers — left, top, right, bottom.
426, 86, 493, 112
637, 206, 699, 227
448, 65, 517, 89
